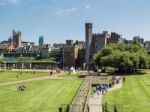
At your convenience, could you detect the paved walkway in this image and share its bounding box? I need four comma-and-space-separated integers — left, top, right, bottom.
0, 72, 64, 87
89, 78, 122, 112
89, 93, 103, 112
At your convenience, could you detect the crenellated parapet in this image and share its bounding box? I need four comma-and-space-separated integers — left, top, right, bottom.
85, 23, 93, 28
92, 33, 102, 36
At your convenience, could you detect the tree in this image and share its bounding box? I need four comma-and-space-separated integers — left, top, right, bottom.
93, 42, 150, 73
101, 47, 113, 57
93, 52, 101, 66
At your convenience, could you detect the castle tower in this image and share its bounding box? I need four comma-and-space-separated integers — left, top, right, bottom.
85, 23, 93, 66
12, 30, 22, 48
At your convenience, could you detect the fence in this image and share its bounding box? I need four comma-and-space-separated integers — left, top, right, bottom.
102, 103, 123, 112
58, 104, 70, 112
58, 104, 123, 112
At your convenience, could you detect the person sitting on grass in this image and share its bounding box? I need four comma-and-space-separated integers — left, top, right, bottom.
18, 85, 26, 91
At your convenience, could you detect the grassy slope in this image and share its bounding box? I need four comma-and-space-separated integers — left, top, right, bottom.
103, 75, 150, 112
0, 78, 82, 112
0, 71, 49, 83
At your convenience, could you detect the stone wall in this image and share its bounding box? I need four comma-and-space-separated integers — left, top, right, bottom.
69, 76, 109, 112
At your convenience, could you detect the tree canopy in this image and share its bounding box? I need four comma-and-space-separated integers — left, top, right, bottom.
93, 42, 150, 72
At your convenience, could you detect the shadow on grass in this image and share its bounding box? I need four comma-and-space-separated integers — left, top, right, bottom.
110, 69, 147, 76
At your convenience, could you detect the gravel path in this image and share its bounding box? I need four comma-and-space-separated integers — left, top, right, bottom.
9, 69, 57, 73
0, 72, 64, 86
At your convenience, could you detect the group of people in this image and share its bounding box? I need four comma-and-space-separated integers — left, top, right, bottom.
112, 76, 121, 85
94, 76, 123, 96
95, 83, 110, 95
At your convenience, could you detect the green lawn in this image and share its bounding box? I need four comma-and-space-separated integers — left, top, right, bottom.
0, 78, 82, 112
103, 75, 150, 112
0, 71, 49, 83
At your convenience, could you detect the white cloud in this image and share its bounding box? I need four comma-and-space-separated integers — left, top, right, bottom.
85, 4, 91, 10
0, 0, 22, 5
56, 7, 77, 16
8, 0, 21, 4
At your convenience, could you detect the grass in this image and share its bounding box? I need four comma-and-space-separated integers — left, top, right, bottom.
103, 75, 150, 112
0, 71, 49, 83
0, 76, 82, 112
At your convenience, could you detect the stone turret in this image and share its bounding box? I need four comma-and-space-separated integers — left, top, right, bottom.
85, 23, 93, 66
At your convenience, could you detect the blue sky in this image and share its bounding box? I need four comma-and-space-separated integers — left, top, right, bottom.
0, 0, 150, 44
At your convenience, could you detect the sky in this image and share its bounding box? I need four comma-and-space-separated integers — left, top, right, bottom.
0, 0, 150, 44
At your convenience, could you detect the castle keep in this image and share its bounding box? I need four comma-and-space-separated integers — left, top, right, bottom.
85, 23, 123, 66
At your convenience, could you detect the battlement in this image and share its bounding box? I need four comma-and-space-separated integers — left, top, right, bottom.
93, 31, 109, 36
85, 23, 93, 28
92, 33, 102, 36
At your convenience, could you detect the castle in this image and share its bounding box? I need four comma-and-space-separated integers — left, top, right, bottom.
0, 23, 149, 70
85, 23, 123, 67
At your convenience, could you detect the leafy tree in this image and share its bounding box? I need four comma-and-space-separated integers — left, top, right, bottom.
93, 42, 150, 73
93, 52, 101, 66
101, 47, 113, 56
